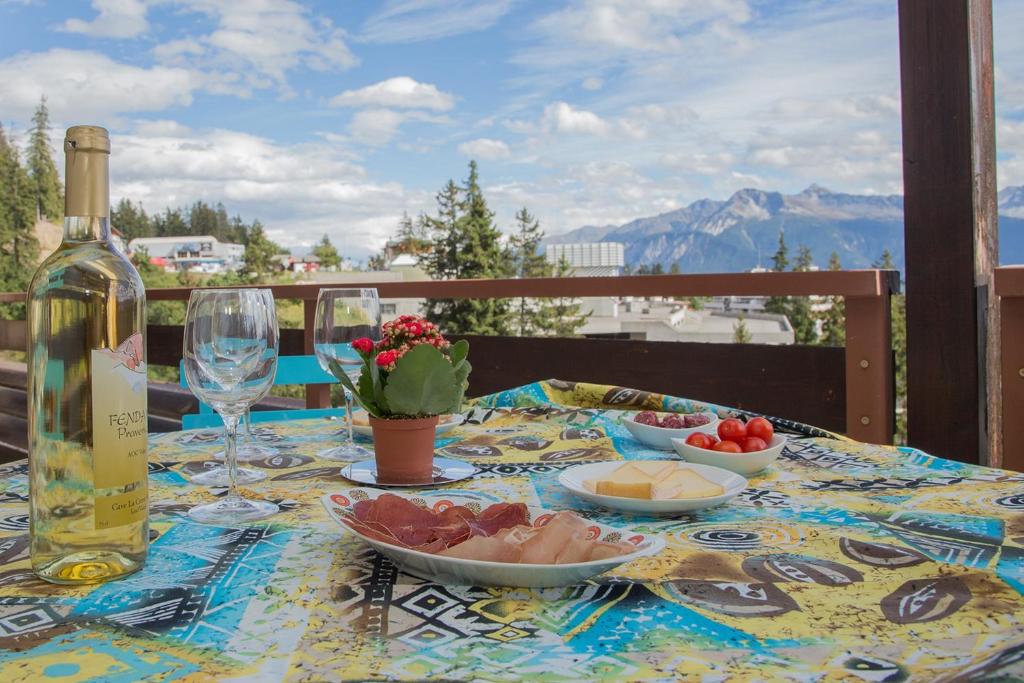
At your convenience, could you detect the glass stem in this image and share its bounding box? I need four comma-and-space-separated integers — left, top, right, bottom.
223, 413, 242, 500
344, 390, 355, 445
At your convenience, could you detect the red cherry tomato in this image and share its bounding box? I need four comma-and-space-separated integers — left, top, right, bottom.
746, 417, 774, 442
685, 433, 714, 449
712, 439, 743, 453
741, 436, 768, 453
717, 418, 747, 442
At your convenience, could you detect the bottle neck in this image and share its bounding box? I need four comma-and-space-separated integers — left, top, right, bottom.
63, 215, 111, 243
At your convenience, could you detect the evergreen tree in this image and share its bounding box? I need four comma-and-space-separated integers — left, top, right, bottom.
243, 222, 281, 275
651, 262, 665, 275
508, 207, 549, 335
537, 256, 590, 337
312, 234, 342, 269
153, 208, 188, 236
669, 262, 681, 275
394, 212, 431, 257
111, 198, 152, 241
422, 161, 515, 335
819, 251, 845, 346
788, 244, 818, 344
733, 315, 752, 343
873, 249, 896, 270
27, 96, 63, 222
764, 229, 789, 315
0, 124, 39, 318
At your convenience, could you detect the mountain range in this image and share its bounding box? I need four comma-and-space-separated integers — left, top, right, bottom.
549, 185, 1024, 272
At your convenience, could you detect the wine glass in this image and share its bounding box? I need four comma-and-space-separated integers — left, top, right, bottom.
184, 288, 279, 524
314, 288, 381, 461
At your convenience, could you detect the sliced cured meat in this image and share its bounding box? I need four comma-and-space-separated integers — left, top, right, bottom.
346, 495, 636, 564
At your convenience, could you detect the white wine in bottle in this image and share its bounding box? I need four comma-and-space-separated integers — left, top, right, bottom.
27, 126, 149, 584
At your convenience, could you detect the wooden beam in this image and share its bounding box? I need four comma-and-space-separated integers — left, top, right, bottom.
303, 298, 330, 410
898, 0, 998, 464
143, 270, 896, 302
845, 294, 894, 444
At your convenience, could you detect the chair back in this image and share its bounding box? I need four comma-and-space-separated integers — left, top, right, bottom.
179, 355, 343, 430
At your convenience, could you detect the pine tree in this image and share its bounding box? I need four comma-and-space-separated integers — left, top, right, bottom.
422, 161, 515, 335
819, 251, 845, 346
873, 249, 896, 270
669, 262, 681, 275
788, 244, 818, 344
243, 222, 281, 275
111, 198, 152, 241
651, 262, 665, 275
537, 256, 590, 337
0, 124, 39, 318
508, 207, 549, 335
312, 234, 342, 269
733, 315, 752, 343
394, 212, 431, 257
27, 96, 63, 222
764, 229, 789, 315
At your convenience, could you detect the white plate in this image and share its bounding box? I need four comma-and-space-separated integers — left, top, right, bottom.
349, 413, 464, 438
621, 411, 719, 450
558, 461, 747, 514
340, 457, 476, 487
671, 434, 787, 476
321, 489, 666, 587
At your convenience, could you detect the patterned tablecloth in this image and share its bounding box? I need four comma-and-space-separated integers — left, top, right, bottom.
2, 380, 1024, 682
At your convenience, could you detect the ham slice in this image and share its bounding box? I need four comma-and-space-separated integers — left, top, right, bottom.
346, 495, 636, 564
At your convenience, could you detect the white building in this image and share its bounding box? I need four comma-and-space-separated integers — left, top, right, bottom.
127, 235, 244, 273
545, 242, 624, 276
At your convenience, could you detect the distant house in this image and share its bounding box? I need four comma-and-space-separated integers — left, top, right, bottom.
127, 235, 244, 273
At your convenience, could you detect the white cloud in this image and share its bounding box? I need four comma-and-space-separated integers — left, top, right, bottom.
361, 0, 517, 44
348, 109, 406, 146
330, 77, 454, 111
109, 121, 423, 258
457, 138, 511, 160
0, 49, 199, 121
151, 1, 357, 96
59, 0, 148, 39
581, 76, 603, 91
542, 102, 610, 136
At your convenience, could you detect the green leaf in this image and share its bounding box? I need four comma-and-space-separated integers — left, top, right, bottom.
330, 359, 380, 416
382, 344, 461, 415
449, 339, 469, 366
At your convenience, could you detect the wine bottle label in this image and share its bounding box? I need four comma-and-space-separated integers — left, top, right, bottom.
91, 333, 148, 529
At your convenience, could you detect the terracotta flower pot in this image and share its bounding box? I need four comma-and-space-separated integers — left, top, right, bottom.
369, 415, 440, 484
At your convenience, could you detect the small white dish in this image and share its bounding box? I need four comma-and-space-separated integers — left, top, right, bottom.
340, 457, 476, 488
349, 412, 464, 439
558, 461, 747, 514
671, 434, 787, 476
622, 411, 719, 450
321, 489, 666, 587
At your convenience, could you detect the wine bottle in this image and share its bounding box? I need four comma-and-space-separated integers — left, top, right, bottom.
27, 126, 149, 584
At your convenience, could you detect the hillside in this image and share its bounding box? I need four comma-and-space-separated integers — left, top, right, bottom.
548, 185, 1024, 271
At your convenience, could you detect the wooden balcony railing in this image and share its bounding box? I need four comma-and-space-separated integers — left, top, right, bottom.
0, 270, 899, 446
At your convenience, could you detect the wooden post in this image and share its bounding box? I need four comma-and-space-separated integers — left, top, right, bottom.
898, 0, 998, 464
303, 298, 330, 409
845, 291, 894, 444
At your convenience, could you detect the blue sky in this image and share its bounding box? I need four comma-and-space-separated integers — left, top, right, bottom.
0, 1, 1020, 259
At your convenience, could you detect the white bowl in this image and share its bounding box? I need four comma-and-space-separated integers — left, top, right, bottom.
558, 461, 747, 514
671, 434, 787, 476
622, 411, 719, 450
350, 412, 464, 439
321, 489, 665, 587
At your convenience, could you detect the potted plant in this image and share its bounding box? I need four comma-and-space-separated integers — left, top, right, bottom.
327, 315, 471, 483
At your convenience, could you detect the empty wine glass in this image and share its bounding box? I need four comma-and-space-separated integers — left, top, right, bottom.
184, 288, 279, 524
314, 288, 381, 461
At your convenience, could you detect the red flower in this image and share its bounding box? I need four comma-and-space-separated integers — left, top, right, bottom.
351, 337, 374, 354
406, 322, 422, 336
375, 350, 398, 367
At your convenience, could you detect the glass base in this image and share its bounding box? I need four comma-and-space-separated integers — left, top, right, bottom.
318, 442, 372, 462
214, 442, 278, 462
188, 496, 279, 525
190, 466, 267, 487
34, 550, 144, 585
